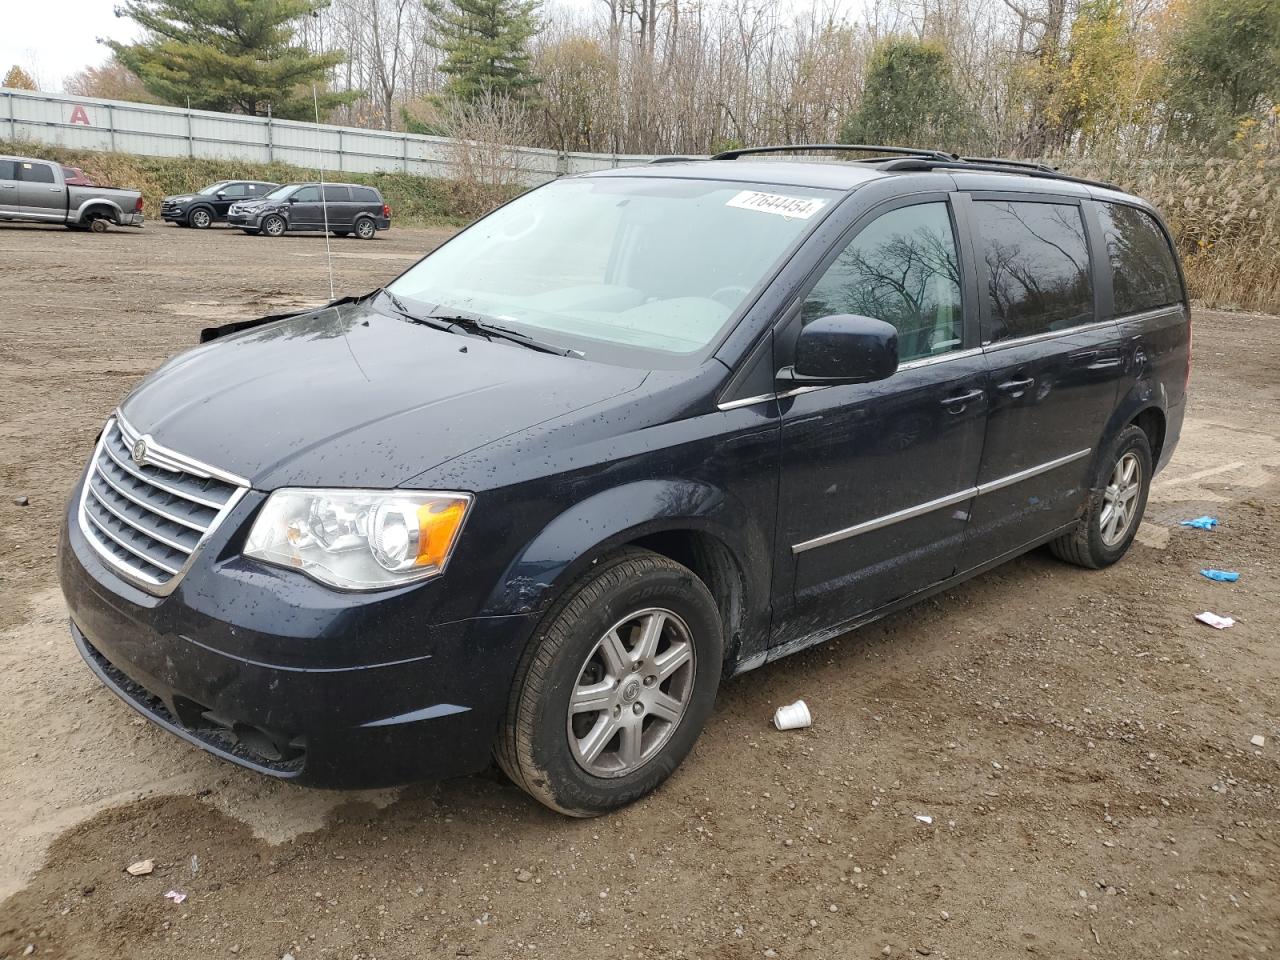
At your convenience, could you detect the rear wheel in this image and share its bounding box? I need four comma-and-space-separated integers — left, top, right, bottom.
261, 214, 286, 237
354, 216, 376, 240
496, 549, 722, 817
241, 228, 259, 235
1049, 424, 1152, 569
88, 216, 110, 233
189, 207, 213, 229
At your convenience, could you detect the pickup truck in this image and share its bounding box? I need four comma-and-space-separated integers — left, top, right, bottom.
0, 154, 144, 232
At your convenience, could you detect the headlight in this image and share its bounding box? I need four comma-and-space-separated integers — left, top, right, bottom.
244, 489, 471, 590
174, 196, 193, 202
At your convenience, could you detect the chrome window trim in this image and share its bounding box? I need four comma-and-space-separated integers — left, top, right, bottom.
791, 447, 1091, 554
76, 413, 250, 596
716, 346, 985, 411
1115, 304, 1185, 324
981, 318, 1116, 352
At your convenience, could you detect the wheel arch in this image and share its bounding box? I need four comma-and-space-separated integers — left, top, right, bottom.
480, 479, 768, 667
1095, 379, 1169, 483
74, 200, 123, 225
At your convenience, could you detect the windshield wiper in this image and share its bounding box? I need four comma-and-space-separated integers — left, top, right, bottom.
426, 312, 583, 359
372, 288, 453, 331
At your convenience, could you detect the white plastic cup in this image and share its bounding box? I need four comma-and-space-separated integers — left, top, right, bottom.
773, 699, 812, 731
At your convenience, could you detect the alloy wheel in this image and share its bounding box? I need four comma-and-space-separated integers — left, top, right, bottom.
1099, 451, 1141, 546
191, 209, 211, 228
567, 608, 695, 778
356, 218, 375, 239
263, 215, 285, 237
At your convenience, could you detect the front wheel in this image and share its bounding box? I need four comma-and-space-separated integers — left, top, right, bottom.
1049, 424, 1152, 569
261, 214, 286, 237
496, 549, 723, 817
189, 208, 213, 229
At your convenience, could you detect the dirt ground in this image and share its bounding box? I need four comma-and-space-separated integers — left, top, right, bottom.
0, 221, 1277, 960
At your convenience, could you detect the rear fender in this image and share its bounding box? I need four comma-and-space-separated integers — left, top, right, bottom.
74, 198, 125, 224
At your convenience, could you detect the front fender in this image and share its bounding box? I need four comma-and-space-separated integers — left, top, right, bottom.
481, 479, 768, 621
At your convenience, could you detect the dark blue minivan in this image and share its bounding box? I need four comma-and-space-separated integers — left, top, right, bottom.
59, 146, 1190, 816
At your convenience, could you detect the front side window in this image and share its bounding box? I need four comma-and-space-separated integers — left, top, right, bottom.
219, 183, 247, 199
291, 186, 321, 202
974, 200, 1093, 342
1097, 203, 1181, 315
0, 159, 15, 181
18, 162, 55, 184
803, 202, 964, 363
386, 177, 837, 365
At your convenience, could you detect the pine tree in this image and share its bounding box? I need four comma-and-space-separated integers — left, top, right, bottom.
106, 0, 358, 119
839, 39, 973, 151
428, 0, 542, 102
3, 65, 38, 90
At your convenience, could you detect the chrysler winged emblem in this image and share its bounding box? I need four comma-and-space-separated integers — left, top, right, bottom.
131, 438, 148, 465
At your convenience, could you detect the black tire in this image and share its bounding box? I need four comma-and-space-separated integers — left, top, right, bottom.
496, 548, 723, 817
189, 207, 213, 229
88, 216, 110, 233
334, 230, 350, 237
241, 228, 259, 235
1049, 424, 1152, 569
354, 216, 376, 240
261, 214, 286, 237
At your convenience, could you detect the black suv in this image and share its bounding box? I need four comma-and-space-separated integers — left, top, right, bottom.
161, 180, 279, 228
60, 145, 1189, 816
227, 182, 391, 238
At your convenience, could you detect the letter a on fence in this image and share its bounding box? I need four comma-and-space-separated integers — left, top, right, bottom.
69, 105, 91, 125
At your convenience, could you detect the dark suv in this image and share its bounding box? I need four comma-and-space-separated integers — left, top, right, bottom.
60, 145, 1189, 817
227, 181, 391, 238
161, 181, 280, 228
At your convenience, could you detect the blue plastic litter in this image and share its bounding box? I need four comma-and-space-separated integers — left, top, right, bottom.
1180, 516, 1219, 529
1200, 569, 1240, 582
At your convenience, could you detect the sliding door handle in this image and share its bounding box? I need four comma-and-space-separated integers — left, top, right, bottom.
996, 376, 1035, 394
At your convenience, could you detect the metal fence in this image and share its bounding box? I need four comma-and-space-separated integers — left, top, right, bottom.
1, 87, 660, 185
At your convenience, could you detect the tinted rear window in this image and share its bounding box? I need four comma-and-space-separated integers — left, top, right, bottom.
1097, 203, 1182, 314
18, 162, 56, 184
351, 186, 380, 203
974, 200, 1094, 341
323, 185, 350, 202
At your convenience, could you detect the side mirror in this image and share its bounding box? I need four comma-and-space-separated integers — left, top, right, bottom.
287, 196, 298, 203
778, 314, 899, 385
215, 191, 226, 199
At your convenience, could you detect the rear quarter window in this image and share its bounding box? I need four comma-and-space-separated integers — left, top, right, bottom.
1097, 203, 1182, 314
323, 185, 351, 203
351, 186, 380, 203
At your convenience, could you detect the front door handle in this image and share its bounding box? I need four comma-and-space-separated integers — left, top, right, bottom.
940, 388, 984, 412
49, 186, 61, 192
996, 376, 1035, 394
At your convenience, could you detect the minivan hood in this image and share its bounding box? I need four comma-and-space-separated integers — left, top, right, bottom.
120, 299, 647, 489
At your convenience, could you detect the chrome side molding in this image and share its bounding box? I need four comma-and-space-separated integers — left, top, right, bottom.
791, 448, 1091, 554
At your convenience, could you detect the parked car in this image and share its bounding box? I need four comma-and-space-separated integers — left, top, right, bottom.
227, 181, 391, 238
61, 165, 95, 186
161, 180, 279, 228
0, 154, 143, 231
60, 145, 1189, 816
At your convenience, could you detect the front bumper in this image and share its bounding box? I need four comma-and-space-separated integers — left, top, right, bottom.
59, 484, 536, 787
227, 210, 262, 228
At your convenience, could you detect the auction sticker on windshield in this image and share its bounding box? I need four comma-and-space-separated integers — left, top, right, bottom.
726, 190, 827, 220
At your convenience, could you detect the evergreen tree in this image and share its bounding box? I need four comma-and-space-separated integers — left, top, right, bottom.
106, 0, 358, 119
3, 66, 38, 90
427, 0, 541, 102
1164, 0, 1280, 142
839, 39, 973, 151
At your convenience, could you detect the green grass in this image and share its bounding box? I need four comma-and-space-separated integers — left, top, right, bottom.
0, 139, 472, 227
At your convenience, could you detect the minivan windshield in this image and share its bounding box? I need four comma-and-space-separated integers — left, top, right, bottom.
385, 176, 838, 364
263, 184, 298, 201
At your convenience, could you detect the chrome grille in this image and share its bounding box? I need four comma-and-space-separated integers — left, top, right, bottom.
78, 414, 249, 594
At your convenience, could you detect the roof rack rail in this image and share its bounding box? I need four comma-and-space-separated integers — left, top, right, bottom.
648, 155, 704, 164
959, 156, 1058, 174
876, 157, 1121, 191
712, 143, 958, 162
